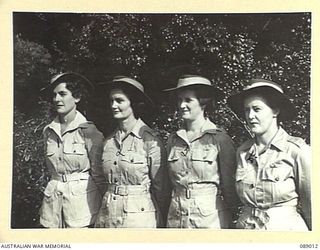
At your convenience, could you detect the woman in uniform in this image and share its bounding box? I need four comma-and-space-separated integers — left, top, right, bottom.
94, 76, 171, 228
227, 78, 311, 230
40, 72, 105, 228
163, 75, 239, 228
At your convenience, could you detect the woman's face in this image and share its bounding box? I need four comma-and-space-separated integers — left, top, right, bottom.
177, 89, 204, 121
109, 88, 134, 120
53, 82, 79, 116
244, 95, 279, 136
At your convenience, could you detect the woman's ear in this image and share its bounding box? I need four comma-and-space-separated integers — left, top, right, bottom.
75, 97, 81, 104
273, 108, 280, 118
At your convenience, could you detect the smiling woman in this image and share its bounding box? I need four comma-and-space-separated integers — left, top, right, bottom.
162, 75, 240, 228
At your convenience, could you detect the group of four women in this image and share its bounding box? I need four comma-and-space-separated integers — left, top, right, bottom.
39, 72, 311, 230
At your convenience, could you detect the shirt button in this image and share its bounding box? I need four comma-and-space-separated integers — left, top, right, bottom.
113, 197, 116, 200
141, 207, 145, 211
275, 177, 279, 181
130, 159, 134, 163
73, 150, 76, 153
59, 157, 62, 161
114, 161, 117, 165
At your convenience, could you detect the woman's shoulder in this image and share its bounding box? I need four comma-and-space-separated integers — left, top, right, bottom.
141, 125, 162, 141
78, 121, 104, 140
286, 135, 308, 148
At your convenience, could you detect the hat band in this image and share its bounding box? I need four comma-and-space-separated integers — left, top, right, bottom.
244, 81, 283, 93
113, 77, 144, 92
177, 76, 211, 87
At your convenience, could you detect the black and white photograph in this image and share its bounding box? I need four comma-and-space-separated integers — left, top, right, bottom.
1, 0, 319, 245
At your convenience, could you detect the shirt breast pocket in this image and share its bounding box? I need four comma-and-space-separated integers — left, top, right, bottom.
191, 147, 218, 179
64, 143, 86, 155
167, 148, 187, 175
121, 153, 146, 165
46, 142, 57, 156
262, 161, 294, 182
191, 147, 217, 163
235, 167, 255, 184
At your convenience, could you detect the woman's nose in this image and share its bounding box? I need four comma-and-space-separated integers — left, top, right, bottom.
111, 100, 117, 108
247, 109, 255, 119
53, 94, 60, 102
179, 101, 186, 109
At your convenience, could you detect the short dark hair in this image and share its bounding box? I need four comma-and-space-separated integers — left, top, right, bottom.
53, 79, 90, 113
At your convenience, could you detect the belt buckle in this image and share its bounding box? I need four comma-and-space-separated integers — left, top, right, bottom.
186, 189, 191, 199
61, 174, 67, 182
114, 185, 120, 195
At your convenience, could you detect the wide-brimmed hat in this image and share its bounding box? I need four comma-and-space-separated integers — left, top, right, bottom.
162, 75, 224, 101
101, 76, 153, 106
227, 79, 297, 121
41, 72, 94, 94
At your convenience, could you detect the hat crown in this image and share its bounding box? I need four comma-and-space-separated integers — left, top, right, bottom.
244, 79, 284, 93
177, 75, 212, 88
112, 76, 144, 93
41, 72, 94, 93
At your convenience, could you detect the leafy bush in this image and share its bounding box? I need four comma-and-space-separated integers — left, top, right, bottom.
12, 13, 310, 228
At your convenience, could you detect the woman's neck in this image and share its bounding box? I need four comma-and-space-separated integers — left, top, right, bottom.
59, 108, 77, 126
255, 123, 279, 147
119, 114, 138, 133
185, 115, 206, 132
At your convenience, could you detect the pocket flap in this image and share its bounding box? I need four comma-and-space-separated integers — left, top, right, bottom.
121, 153, 145, 164
195, 198, 215, 216
191, 148, 217, 162
235, 168, 247, 181
43, 181, 57, 197
46, 142, 56, 156
64, 143, 86, 155
71, 179, 98, 196
124, 197, 156, 213
262, 163, 294, 182
167, 149, 181, 162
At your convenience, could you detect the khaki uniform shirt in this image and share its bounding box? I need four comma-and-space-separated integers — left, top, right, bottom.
235, 127, 311, 230
166, 119, 239, 228
40, 111, 105, 228
95, 119, 171, 228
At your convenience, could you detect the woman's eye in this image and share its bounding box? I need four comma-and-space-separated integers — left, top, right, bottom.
253, 107, 260, 112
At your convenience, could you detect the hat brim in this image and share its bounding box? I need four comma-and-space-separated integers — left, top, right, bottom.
163, 83, 224, 101
99, 81, 154, 107
227, 86, 297, 121
40, 72, 94, 94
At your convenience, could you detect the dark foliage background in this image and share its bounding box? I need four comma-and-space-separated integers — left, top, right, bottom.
12, 12, 311, 228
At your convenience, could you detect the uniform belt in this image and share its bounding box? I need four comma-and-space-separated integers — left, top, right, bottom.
173, 185, 218, 199
107, 184, 149, 196
243, 206, 297, 224
51, 172, 90, 182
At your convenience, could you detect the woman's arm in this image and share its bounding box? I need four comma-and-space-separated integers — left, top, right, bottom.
144, 132, 172, 227
294, 143, 312, 230
215, 131, 241, 220
80, 122, 107, 196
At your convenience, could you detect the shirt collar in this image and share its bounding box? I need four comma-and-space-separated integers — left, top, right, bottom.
269, 127, 289, 152
47, 111, 87, 136
176, 118, 218, 143
113, 118, 148, 141
241, 126, 289, 153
